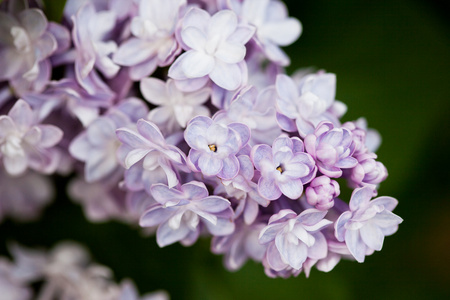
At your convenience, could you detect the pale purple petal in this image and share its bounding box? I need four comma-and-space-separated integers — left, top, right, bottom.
278, 178, 303, 199
345, 229, 366, 263
258, 176, 281, 200
209, 60, 242, 91
198, 153, 223, 176
181, 50, 215, 78
218, 155, 239, 179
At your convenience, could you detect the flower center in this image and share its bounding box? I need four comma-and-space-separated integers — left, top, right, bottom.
208, 144, 217, 152
276, 165, 283, 173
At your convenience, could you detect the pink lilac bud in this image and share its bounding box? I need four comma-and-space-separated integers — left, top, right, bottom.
305, 175, 340, 210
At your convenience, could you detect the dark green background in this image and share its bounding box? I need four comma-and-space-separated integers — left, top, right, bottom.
1, 0, 449, 299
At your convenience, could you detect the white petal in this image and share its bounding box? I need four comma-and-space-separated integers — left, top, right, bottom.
209, 61, 241, 91
181, 50, 215, 78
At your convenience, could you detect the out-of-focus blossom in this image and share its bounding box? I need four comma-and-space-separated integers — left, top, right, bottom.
184, 115, 250, 179
169, 7, 255, 91
251, 135, 316, 200
141, 78, 210, 135
70, 99, 147, 182
140, 181, 235, 247
114, 0, 186, 80
212, 218, 267, 271
119, 279, 169, 300
0, 168, 53, 223
228, 0, 301, 66
0, 8, 56, 82
305, 121, 358, 178
0, 100, 63, 176
335, 186, 403, 262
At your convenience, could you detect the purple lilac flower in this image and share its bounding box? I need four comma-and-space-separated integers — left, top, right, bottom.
0, 8, 56, 82
259, 209, 332, 274
114, 0, 186, 80
348, 152, 388, 190
0, 257, 32, 300
0, 168, 53, 223
116, 119, 187, 188
0, 100, 63, 176
335, 186, 403, 262
227, 0, 301, 66
141, 78, 211, 135
304, 121, 358, 178
214, 85, 281, 146
251, 135, 316, 200
305, 175, 340, 211
275, 73, 338, 137
184, 115, 250, 179
169, 7, 255, 91
140, 181, 235, 247
216, 155, 269, 224
212, 218, 267, 271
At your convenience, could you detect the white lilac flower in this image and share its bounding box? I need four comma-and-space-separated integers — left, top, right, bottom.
184, 115, 250, 179
259, 209, 332, 274
169, 7, 255, 91
116, 119, 188, 188
114, 0, 186, 80
0, 8, 57, 82
227, 0, 301, 66
0, 258, 32, 300
275, 73, 339, 137
251, 135, 316, 200
335, 186, 403, 262
140, 77, 211, 135
0, 100, 63, 176
140, 181, 235, 247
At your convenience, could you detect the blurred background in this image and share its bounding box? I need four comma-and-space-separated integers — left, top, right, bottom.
1, 0, 449, 299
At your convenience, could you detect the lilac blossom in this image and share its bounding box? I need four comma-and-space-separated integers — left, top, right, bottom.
140, 181, 235, 247
0, 8, 56, 82
227, 0, 301, 66
214, 85, 281, 146
251, 135, 316, 200
184, 115, 250, 179
335, 186, 403, 262
304, 121, 358, 178
69, 99, 147, 182
0, 100, 63, 176
119, 279, 169, 300
71, 3, 121, 92
348, 152, 388, 189
305, 175, 340, 211
259, 209, 332, 274
114, 0, 186, 80
0, 169, 53, 223
212, 218, 267, 271
116, 119, 188, 188
275, 73, 339, 137
169, 7, 255, 91
216, 155, 269, 224
140, 78, 210, 135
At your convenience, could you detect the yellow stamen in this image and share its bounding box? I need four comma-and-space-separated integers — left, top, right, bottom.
276, 166, 283, 173
208, 144, 217, 152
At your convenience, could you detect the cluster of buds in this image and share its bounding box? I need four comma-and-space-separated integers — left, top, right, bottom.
0, 0, 402, 280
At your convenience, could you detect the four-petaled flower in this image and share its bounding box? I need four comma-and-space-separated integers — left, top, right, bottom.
184, 116, 250, 179
251, 135, 316, 200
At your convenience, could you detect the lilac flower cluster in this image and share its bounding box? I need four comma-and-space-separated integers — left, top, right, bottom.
0, 0, 402, 280
0, 242, 168, 300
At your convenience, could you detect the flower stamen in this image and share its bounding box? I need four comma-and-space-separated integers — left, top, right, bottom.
208, 144, 217, 152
